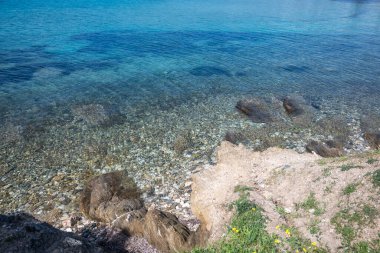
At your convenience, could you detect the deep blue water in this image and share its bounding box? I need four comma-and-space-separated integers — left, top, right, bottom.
0, 0, 380, 126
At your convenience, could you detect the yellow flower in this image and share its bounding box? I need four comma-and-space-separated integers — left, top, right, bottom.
235, 229, 240, 233
253, 251, 257, 253
252, 207, 256, 211
296, 250, 299, 253
285, 229, 291, 236
232, 227, 237, 231
274, 239, 281, 244
311, 242, 317, 247
275, 225, 280, 230
303, 248, 307, 252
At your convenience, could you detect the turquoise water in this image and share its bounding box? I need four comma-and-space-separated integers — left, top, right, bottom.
1, 0, 380, 124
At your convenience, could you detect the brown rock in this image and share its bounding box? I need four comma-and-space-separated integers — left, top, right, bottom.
80, 171, 143, 222
364, 132, 380, 149
143, 209, 196, 253
236, 99, 274, 123
306, 140, 343, 157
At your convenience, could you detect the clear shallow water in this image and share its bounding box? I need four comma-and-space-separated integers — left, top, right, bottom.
1, 0, 380, 122
0, 0, 380, 214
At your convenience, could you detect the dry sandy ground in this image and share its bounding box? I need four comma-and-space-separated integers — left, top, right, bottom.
191, 141, 380, 252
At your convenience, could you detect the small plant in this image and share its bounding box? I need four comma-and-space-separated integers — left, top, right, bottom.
299, 192, 325, 216
309, 219, 320, 235
233, 185, 252, 193
343, 183, 358, 195
372, 169, 380, 187
366, 158, 378, 164
340, 163, 363, 171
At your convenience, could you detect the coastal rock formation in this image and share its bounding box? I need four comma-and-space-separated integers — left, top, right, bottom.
143, 209, 196, 252
364, 132, 380, 149
80, 171, 198, 253
236, 98, 275, 123
0, 212, 104, 253
305, 140, 343, 157
80, 170, 144, 223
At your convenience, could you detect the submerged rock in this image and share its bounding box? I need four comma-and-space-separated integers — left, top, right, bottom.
236, 99, 274, 123
0, 212, 104, 253
305, 140, 343, 157
224, 131, 246, 145
72, 104, 109, 126
283, 97, 305, 117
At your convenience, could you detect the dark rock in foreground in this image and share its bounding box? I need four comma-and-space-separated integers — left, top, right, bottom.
0, 212, 104, 253
236, 99, 274, 123
306, 140, 343, 157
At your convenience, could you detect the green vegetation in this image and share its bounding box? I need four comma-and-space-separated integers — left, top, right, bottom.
298, 193, 325, 216
366, 158, 378, 164
342, 183, 358, 195
192, 187, 327, 253
331, 205, 379, 249
372, 169, 380, 187
308, 219, 320, 235
340, 163, 363, 171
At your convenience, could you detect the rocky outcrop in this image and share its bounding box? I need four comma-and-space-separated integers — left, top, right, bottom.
80, 171, 199, 253
364, 132, 380, 149
305, 140, 343, 157
0, 212, 105, 253
143, 209, 196, 252
80, 170, 144, 223
236, 99, 275, 123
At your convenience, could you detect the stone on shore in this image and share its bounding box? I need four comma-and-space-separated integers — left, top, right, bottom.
364, 132, 380, 149
305, 140, 343, 157
80, 170, 143, 223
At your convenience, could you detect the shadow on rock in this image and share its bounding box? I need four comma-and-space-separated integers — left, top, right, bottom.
80, 171, 206, 253
0, 212, 105, 253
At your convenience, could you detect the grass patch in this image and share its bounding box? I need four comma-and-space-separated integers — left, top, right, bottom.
298, 193, 325, 216
309, 219, 320, 235
366, 158, 378, 164
192, 187, 327, 253
340, 164, 363, 171
372, 169, 380, 187
331, 205, 379, 247
343, 183, 358, 195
